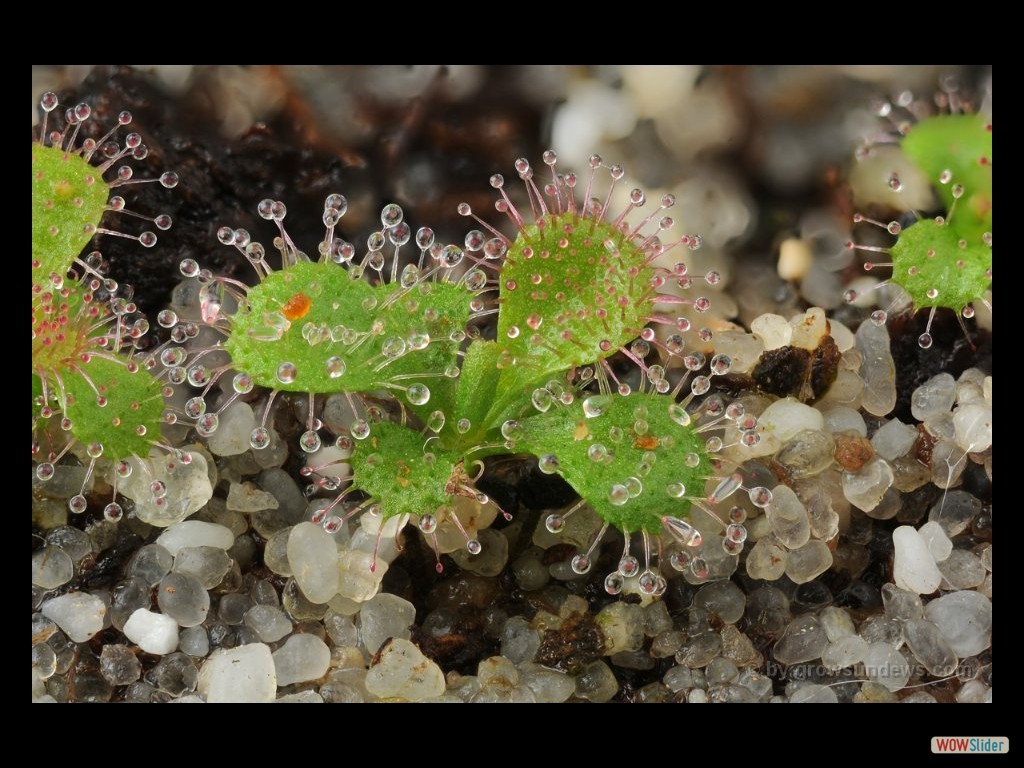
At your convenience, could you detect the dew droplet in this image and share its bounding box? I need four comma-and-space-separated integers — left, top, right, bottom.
466, 539, 482, 556
300, 430, 322, 453
35, 463, 55, 481
276, 362, 297, 384
501, 420, 523, 440
587, 444, 608, 462
103, 502, 123, 522
545, 514, 565, 533
68, 495, 87, 514
538, 454, 560, 474
608, 484, 629, 506
407, 384, 431, 405
571, 554, 592, 574
604, 572, 624, 595
351, 419, 371, 440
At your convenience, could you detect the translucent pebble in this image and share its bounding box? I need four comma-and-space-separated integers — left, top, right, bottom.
952, 402, 992, 452
904, 619, 958, 676
173, 546, 232, 589
596, 602, 645, 654
359, 593, 416, 654
750, 313, 792, 351
336, 550, 387, 603
157, 521, 234, 556
758, 398, 824, 443
100, 644, 143, 686
862, 642, 911, 692
499, 617, 541, 665
179, 626, 210, 658
821, 635, 869, 671
32, 546, 74, 589
519, 663, 575, 703
574, 660, 619, 702
869, 419, 917, 463
206, 402, 256, 457
842, 456, 894, 512
789, 307, 828, 351
41, 593, 106, 642
856, 320, 897, 416
273, 633, 331, 686
881, 583, 924, 622
776, 430, 835, 479
128, 544, 174, 586
892, 525, 943, 594
773, 615, 828, 665
784, 540, 833, 584
745, 536, 788, 581
819, 606, 855, 641
123, 608, 179, 655
120, 451, 213, 527
765, 485, 810, 549
927, 490, 980, 537
710, 330, 763, 374
693, 581, 746, 624
789, 683, 838, 703
911, 373, 956, 421
198, 644, 276, 703
938, 550, 986, 590
287, 522, 340, 604
365, 638, 445, 700
157, 572, 210, 627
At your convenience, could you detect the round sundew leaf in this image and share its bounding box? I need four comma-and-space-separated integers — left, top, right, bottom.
348, 420, 460, 520
224, 260, 471, 418
515, 392, 710, 534
61, 354, 165, 459
496, 213, 654, 394
901, 114, 992, 242
32, 143, 109, 281
889, 219, 991, 312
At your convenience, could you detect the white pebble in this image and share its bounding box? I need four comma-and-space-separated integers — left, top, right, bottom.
862, 642, 911, 692
157, 521, 234, 556
924, 590, 992, 657
123, 608, 179, 655
856, 320, 897, 417
789, 307, 828, 350
750, 313, 792, 351
336, 549, 386, 603
41, 592, 106, 643
892, 526, 943, 595
842, 456, 894, 512
120, 450, 213, 527
206, 401, 256, 457
911, 373, 956, 421
198, 643, 276, 703
288, 523, 340, 604
871, 418, 918, 461
273, 634, 331, 686
365, 638, 445, 701
359, 593, 416, 654
822, 406, 867, 436
759, 397, 824, 443
244, 605, 293, 643
765, 485, 811, 549
953, 402, 992, 453
32, 546, 74, 589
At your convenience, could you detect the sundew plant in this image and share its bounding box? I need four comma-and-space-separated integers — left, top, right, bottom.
171, 151, 772, 595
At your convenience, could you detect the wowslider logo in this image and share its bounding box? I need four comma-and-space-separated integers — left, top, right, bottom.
932, 737, 1009, 754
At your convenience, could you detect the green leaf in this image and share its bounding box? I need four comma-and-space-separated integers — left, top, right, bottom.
902, 114, 992, 242
225, 261, 471, 421
514, 392, 709, 533
890, 218, 991, 312
348, 421, 461, 520
62, 355, 165, 459
32, 143, 109, 281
